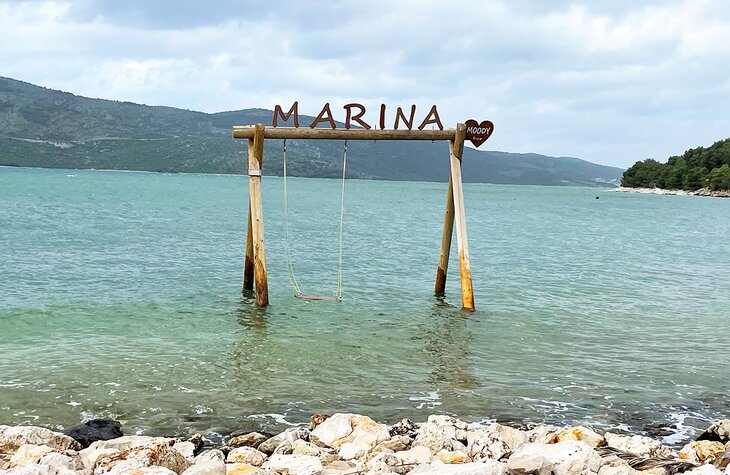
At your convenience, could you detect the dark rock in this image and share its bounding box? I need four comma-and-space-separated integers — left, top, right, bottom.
64, 419, 123, 449
389, 419, 418, 438
188, 433, 204, 456
697, 420, 730, 443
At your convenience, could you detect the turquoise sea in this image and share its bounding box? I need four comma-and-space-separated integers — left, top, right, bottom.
0, 166, 728, 444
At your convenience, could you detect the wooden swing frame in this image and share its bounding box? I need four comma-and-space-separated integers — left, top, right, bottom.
232, 123, 475, 311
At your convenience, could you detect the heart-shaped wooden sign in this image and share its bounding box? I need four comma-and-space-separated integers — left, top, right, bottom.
464, 119, 494, 148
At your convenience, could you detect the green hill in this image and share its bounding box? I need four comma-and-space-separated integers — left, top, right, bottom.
0, 77, 623, 186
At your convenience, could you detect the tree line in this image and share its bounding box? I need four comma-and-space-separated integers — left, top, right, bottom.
621, 138, 730, 191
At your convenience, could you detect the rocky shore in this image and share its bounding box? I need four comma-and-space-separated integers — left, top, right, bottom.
615, 187, 730, 198
1, 415, 729, 475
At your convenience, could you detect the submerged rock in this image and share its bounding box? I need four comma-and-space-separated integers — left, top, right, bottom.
64, 420, 123, 449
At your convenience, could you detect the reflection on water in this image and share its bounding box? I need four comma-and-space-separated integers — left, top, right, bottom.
420, 302, 479, 390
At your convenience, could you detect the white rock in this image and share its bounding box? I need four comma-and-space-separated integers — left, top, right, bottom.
526, 426, 562, 444
310, 414, 355, 448
467, 424, 528, 461
172, 443, 196, 461
9, 446, 53, 468
684, 466, 723, 475
427, 416, 470, 441
393, 446, 431, 465
0, 465, 51, 475
508, 441, 602, 475
257, 429, 309, 456
261, 454, 322, 475
604, 433, 674, 459
119, 468, 177, 475
224, 448, 265, 467
320, 460, 353, 474
87, 437, 175, 453
436, 449, 471, 464
37, 453, 79, 475
79, 448, 120, 470
94, 442, 189, 475
310, 414, 389, 460
552, 427, 605, 448
413, 422, 466, 455
408, 459, 508, 475
181, 458, 225, 475
0, 427, 80, 454
291, 440, 329, 458
598, 459, 638, 475
372, 436, 411, 454
193, 451, 224, 465
679, 441, 726, 464
353, 452, 398, 474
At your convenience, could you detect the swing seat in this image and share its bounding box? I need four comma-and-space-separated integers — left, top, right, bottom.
295, 292, 341, 301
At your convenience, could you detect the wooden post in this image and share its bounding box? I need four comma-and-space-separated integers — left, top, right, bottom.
435, 169, 454, 295
450, 123, 475, 311
243, 202, 254, 291
248, 123, 269, 306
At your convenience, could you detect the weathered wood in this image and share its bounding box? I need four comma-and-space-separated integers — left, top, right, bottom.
243, 201, 254, 291
248, 123, 269, 306
449, 123, 475, 311
243, 137, 255, 291
233, 126, 456, 141
435, 157, 455, 295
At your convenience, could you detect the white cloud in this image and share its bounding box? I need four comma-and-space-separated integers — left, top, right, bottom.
0, 0, 729, 167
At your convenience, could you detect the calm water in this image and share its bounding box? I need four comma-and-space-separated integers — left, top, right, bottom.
0, 166, 728, 445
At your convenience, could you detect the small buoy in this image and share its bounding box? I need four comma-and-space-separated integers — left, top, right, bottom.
595, 196, 600, 199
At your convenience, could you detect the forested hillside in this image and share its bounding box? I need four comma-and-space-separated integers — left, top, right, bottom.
622, 139, 730, 190
0, 77, 623, 186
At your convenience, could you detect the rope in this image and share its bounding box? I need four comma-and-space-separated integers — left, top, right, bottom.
336, 140, 347, 301
281, 139, 347, 301
282, 139, 303, 296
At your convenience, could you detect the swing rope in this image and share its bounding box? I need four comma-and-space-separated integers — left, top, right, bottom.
282, 138, 347, 301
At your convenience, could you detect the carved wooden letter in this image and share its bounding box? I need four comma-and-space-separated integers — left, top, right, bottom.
310, 103, 337, 129
273, 102, 299, 127
344, 103, 371, 129
394, 105, 416, 130
418, 105, 444, 130
379, 104, 386, 130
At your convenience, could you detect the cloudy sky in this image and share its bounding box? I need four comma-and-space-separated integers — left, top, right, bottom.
1, 0, 729, 167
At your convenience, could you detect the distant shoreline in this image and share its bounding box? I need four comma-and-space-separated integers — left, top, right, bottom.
615, 186, 730, 198
0, 165, 620, 188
